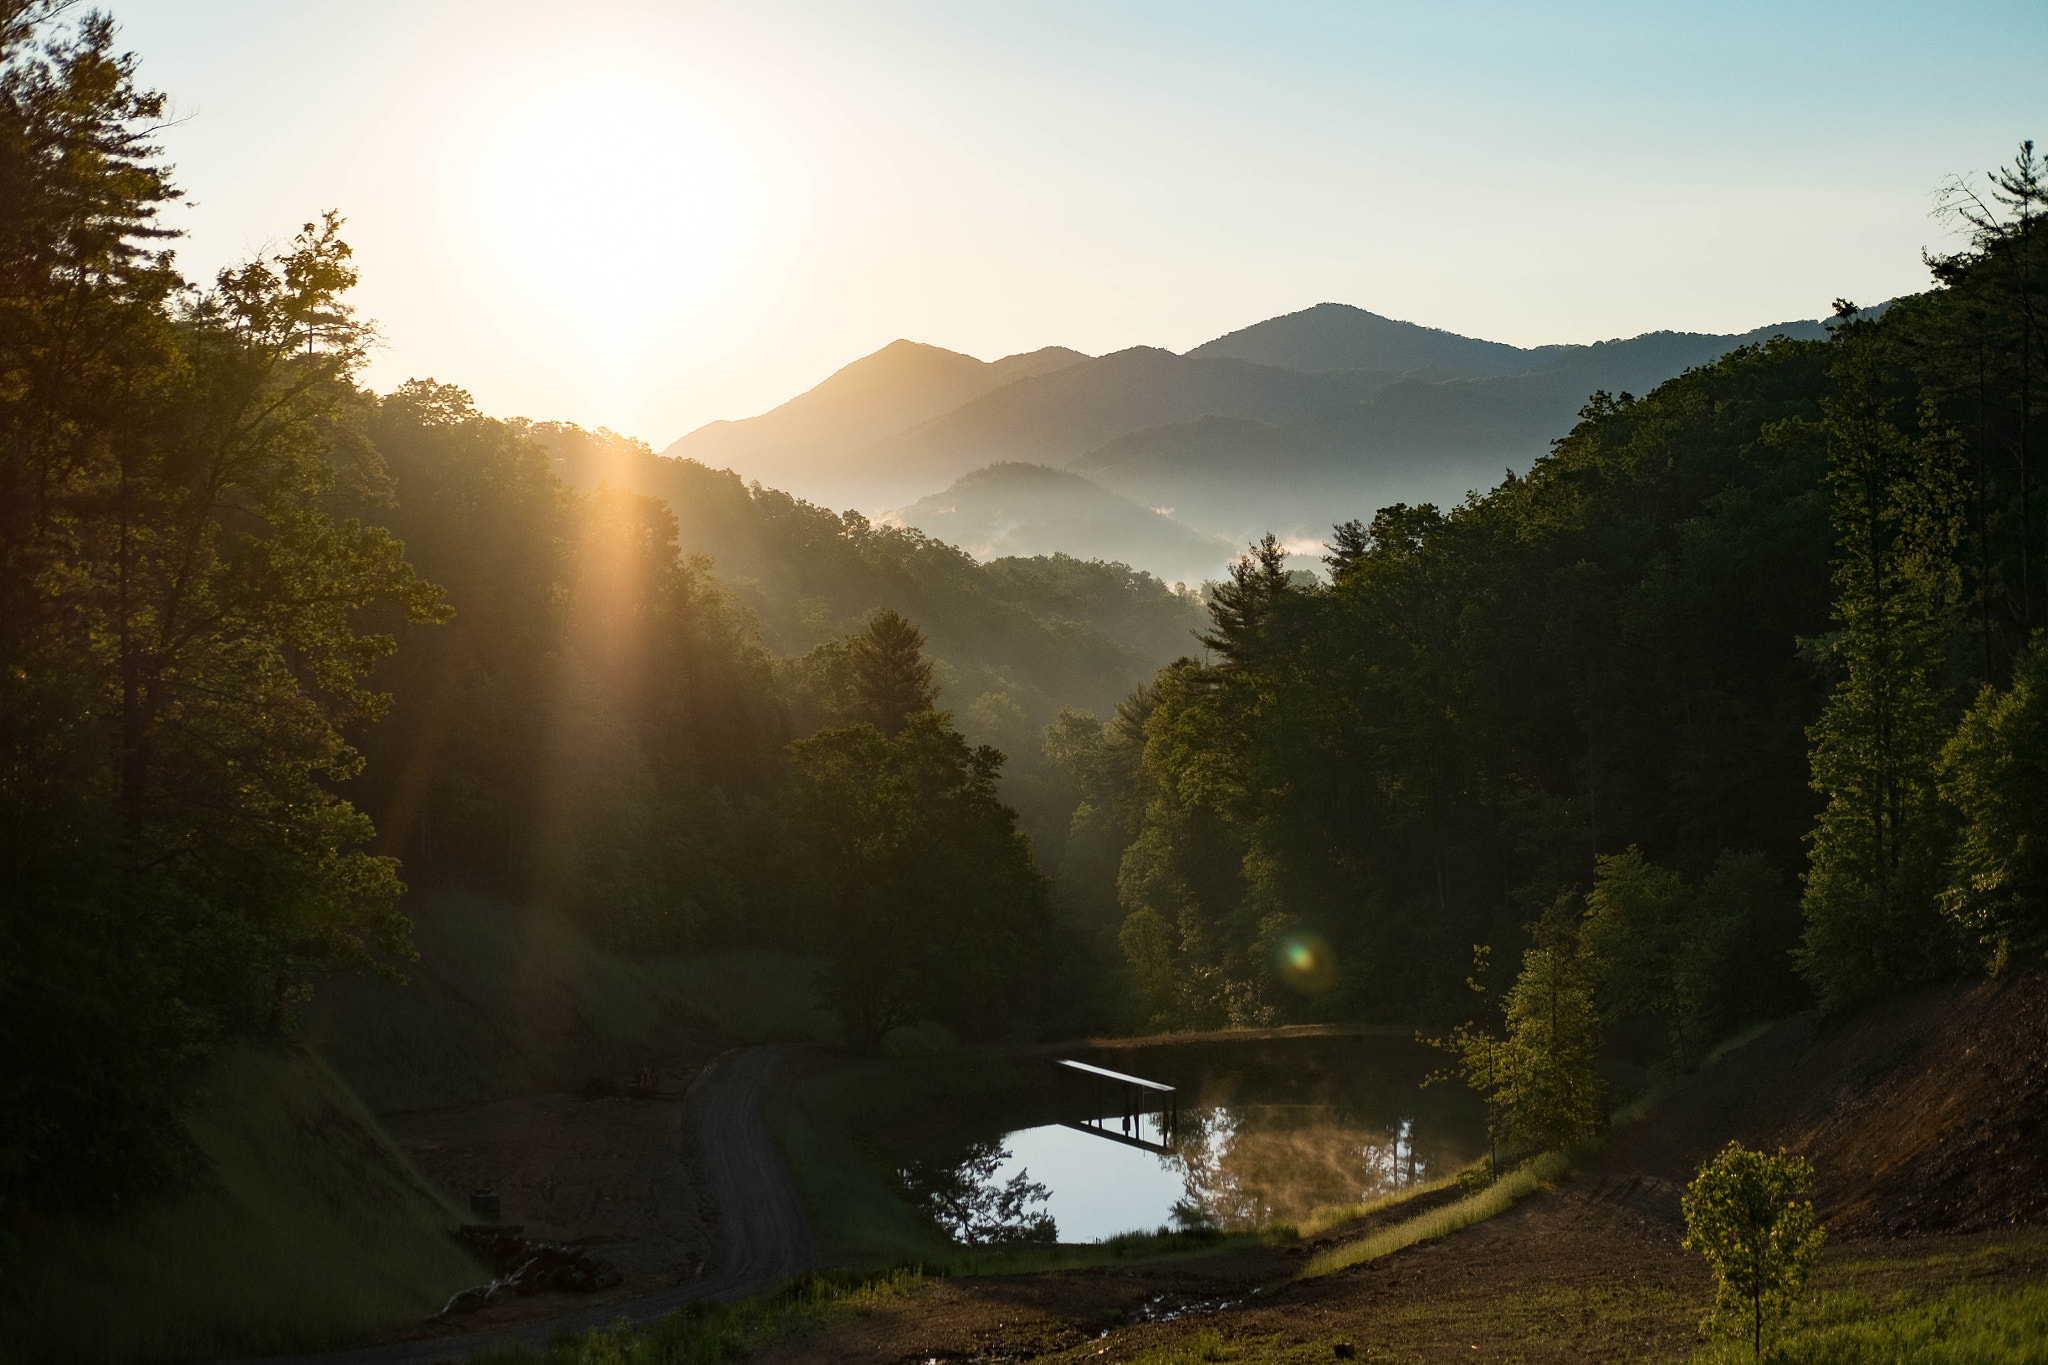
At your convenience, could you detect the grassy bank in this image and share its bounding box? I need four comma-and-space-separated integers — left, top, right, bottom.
469, 1266, 930, 1365
0, 1047, 481, 1365
1693, 1283, 2048, 1365
305, 880, 838, 1112
1297, 1153, 1569, 1280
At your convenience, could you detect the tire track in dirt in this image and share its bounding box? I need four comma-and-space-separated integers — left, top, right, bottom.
223, 1044, 816, 1365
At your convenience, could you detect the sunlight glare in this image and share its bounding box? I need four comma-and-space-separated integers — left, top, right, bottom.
489, 82, 750, 345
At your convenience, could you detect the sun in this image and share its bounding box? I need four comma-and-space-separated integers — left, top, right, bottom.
489, 82, 750, 342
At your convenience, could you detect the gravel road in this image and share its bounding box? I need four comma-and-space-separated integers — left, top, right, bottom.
225, 1044, 818, 1365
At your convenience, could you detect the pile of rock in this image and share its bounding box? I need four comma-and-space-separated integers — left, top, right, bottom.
438, 1225, 624, 1316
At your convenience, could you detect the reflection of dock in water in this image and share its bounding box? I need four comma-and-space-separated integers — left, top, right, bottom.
1056, 1058, 1177, 1155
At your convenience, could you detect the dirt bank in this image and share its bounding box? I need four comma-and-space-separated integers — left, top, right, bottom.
744, 967, 2048, 1364
225, 1045, 818, 1365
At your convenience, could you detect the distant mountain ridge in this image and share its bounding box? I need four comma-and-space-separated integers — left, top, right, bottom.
661, 302, 1836, 577
851, 348, 1401, 500
672, 339, 1088, 500
1076, 316, 1831, 537
1189, 302, 1541, 376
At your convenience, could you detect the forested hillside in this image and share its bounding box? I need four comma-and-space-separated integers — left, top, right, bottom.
6, 5, 2045, 1330
1088, 151, 2048, 1059
885, 462, 1233, 588
0, 9, 1170, 1204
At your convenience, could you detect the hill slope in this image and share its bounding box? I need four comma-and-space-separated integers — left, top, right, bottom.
1, 1048, 481, 1362
665, 339, 1088, 502
843, 348, 1400, 503
885, 463, 1235, 587
1077, 318, 1832, 539
545, 430, 1208, 727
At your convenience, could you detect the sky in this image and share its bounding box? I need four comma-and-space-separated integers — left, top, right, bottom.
113, 0, 2048, 450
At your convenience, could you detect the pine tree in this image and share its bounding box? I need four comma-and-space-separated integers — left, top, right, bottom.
1799, 305, 1970, 1010
850, 607, 938, 735
1199, 533, 1293, 668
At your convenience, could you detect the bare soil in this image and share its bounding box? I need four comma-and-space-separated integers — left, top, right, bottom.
751, 965, 2048, 1364
385, 1087, 712, 1287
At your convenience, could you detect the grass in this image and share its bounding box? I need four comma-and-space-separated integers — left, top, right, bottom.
466, 1266, 929, 1364
1129, 1327, 1241, 1363
0, 1046, 482, 1365
1688, 1284, 2048, 1365
1296, 1151, 1570, 1280
1286, 1173, 1461, 1240
306, 880, 839, 1112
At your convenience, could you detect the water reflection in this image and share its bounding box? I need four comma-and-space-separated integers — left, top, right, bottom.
897, 1138, 1057, 1245
1168, 1106, 1422, 1229
967, 1037, 1483, 1244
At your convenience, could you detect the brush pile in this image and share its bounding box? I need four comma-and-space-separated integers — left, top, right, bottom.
438, 1226, 623, 1316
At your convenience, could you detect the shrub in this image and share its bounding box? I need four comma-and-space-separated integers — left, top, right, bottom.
1681, 1143, 1827, 1364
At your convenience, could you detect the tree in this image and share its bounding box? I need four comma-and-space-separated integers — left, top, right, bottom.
1681, 1143, 1827, 1365
788, 711, 1048, 1051
1673, 851, 1805, 1048
1928, 142, 2048, 656
1938, 631, 2048, 964
1432, 899, 1607, 1163
1199, 533, 1294, 668
1582, 846, 1694, 1021
848, 608, 938, 735
0, 4, 445, 1197
1322, 518, 1371, 575
1425, 945, 1511, 1177
1495, 898, 1607, 1151
1799, 304, 1971, 1010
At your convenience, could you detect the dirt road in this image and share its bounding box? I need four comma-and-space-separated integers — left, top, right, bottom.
227, 1044, 817, 1365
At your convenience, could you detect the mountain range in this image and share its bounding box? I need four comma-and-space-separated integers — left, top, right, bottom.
662, 302, 1831, 580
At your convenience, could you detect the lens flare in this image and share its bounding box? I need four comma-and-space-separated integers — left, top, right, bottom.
1274, 930, 1338, 997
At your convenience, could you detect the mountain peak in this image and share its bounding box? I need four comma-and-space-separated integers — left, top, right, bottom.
1189, 303, 1532, 377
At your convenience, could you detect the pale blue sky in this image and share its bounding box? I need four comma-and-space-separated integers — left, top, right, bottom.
111, 0, 2047, 446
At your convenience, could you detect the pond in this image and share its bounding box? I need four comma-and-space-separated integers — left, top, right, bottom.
909, 1034, 1487, 1246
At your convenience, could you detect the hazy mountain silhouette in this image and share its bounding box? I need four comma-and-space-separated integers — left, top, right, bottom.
1188, 302, 1542, 376
848, 348, 1402, 501
886, 462, 1235, 587
661, 305, 1833, 554
667, 339, 1088, 498
1075, 318, 1831, 538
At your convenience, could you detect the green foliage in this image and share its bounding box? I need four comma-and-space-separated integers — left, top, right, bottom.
1495, 904, 1607, 1150
1689, 1284, 2048, 1365
467, 1266, 929, 1365
1297, 1150, 1568, 1280
1682, 1142, 1828, 1364
789, 710, 1050, 1051
1799, 309, 1972, 1010
349, 387, 795, 953
1430, 906, 1605, 1159
1104, 335, 1843, 1031
0, 10, 441, 1196
1583, 847, 1804, 1065
1584, 846, 1695, 1020
1939, 632, 2048, 962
